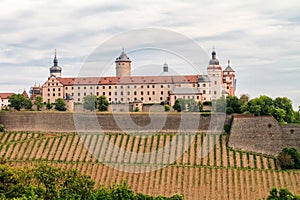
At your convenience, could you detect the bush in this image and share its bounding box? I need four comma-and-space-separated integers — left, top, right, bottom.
0, 124, 4, 132
277, 147, 300, 169
164, 104, 170, 112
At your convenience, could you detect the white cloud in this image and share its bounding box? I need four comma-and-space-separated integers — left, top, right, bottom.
0, 0, 299, 108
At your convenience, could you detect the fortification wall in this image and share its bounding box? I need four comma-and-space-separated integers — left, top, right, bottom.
0, 112, 228, 133
228, 114, 300, 155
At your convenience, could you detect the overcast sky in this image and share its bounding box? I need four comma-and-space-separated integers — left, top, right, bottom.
0, 0, 299, 109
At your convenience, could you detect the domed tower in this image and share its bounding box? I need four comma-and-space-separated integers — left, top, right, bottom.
115, 48, 131, 77
163, 62, 168, 73
223, 60, 236, 96
207, 49, 223, 100
49, 50, 62, 77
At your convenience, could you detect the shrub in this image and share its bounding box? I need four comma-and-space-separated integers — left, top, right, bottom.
0, 124, 4, 132
164, 104, 170, 112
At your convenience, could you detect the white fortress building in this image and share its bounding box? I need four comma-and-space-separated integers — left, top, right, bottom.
32, 49, 236, 111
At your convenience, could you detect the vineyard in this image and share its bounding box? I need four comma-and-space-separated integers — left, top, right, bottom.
0, 131, 299, 199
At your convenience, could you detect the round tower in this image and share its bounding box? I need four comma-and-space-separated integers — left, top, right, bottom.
49, 49, 62, 77
115, 48, 131, 77
163, 62, 168, 72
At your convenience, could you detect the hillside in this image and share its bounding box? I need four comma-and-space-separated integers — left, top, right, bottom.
0, 131, 299, 199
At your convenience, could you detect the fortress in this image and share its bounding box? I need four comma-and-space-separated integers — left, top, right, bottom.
30, 49, 236, 111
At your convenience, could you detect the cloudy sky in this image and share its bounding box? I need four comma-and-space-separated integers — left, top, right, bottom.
0, 0, 299, 109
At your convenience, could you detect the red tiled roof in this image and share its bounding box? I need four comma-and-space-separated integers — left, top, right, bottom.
0, 93, 14, 99
22, 90, 29, 98
56, 75, 201, 86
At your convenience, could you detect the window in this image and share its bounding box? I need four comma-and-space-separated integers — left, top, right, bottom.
141, 97, 144, 101
96, 86, 99, 89
109, 86, 111, 89
168, 85, 170, 88
53, 88, 55, 92
152, 91, 155, 95
109, 92, 111, 96
141, 86, 143, 89
48, 93, 50, 97
78, 93, 80, 96
214, 81, 217, 85
48, 88, 50, 92
161, 91, 163, 95
214, 91, 217, 95
53, 93, 55, 96
121, 92, 123, 95
115, 86, 117, 89
97, 92, 99, 96
203, 83, 206, 87
78, 98, 80, 101
58, 93, 61, 96
197, 96, 199, 100
78, 87, 80, 89
66, 87, 68, 90
134, 91, 137, 95
56, 83, 58, 86
84, 92, 86, 96
115, 92, 117, 95
149, 97, 151, 101
72, 93, 74, 96
83, 86, 86, 89
183, 96, 185, 99
152, 85, 155, 88
121, 86, 123, 89
203, 90, 206, 94
147, 91, 150, 95
147, 85, 150, 88
128, 91, 130, 95
121, 98, 123, 101
103, 86, 105, 89
161, 85, 163, 88
127, 86, 130, 89
58, 88, 61, 91
90, 86, 92, 89
103, 92, 105, 95
134, 86, 137, 89
109, 98, 111, 101
72, 87, 74, 90
160, 97, 163, 100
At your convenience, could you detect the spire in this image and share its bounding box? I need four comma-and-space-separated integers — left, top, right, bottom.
163, 62, 168, 72
53, 49, 58, 66
228, 60, 230, 66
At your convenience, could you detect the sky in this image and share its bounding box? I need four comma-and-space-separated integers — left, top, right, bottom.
0, 0, 299, 109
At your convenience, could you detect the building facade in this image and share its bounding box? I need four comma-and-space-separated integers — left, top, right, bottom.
37, 49, 236, 111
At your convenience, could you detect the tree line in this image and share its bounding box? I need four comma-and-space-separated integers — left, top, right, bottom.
0, 162, 183, 200
216, 95, 300, 124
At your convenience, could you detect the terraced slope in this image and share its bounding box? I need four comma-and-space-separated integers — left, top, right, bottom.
0, 131, 299, 199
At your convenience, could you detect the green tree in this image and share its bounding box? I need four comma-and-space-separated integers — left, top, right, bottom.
8, 94, 26, 111
98, 95, 109, 111
83, 94, 97, 111
273, 108, 286, 123
34, 95, 44, 111
23, 98, 33, 110
46, 100, 52, 110
267, 187, 300, 200
277, 148, 300, 169
226, 95, 242, 114
215, 96, 226, 112
274, 97, 295, 123
173, 98, 185, 112
55, 98, 67, 111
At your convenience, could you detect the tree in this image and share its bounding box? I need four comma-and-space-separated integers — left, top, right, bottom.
9, 94, 26, 111
274, 97, 295, 123
98, 95, 109, 111
277, 148, 300, 169
173, 98, 185, 112
34, 95, 43, 111
46, 100, 52, 110
55, 98, 67, 111
215, 96, 226, 112
226, 95, 242, 114
23, 98, 33, 110
267, 187, 300, 200
240, 94, 250, 104
83, 94, 97, 111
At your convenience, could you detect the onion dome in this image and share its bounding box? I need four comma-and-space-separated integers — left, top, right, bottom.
50, 50, 62, 74
209, 50, 220, 65
115, 48, 131, 62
